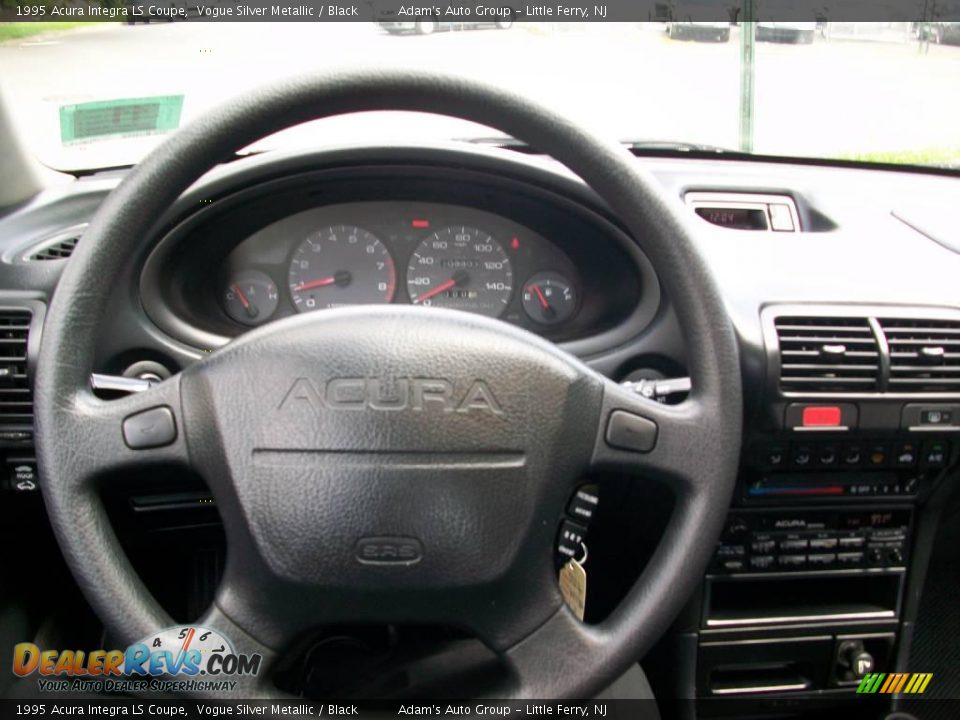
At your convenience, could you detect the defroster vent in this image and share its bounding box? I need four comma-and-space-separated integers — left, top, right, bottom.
879, 318, 960, 392
23, 224, 86, 262
775, 316, 880, 393
0, 309, 33, 425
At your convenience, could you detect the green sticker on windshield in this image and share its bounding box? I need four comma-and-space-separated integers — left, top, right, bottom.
59, 96, 183, 145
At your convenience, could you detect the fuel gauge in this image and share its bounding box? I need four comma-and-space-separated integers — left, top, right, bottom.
223, 271, 279, 326
522, 272, 577, 325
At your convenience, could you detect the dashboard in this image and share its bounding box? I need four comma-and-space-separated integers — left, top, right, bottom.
3, 141, 960, 711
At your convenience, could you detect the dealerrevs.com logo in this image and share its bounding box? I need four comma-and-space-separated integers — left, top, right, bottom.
12, 626, 262, 694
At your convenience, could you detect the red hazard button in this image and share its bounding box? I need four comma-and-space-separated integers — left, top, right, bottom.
802, 406, 842, 427
785, 403, 858, 431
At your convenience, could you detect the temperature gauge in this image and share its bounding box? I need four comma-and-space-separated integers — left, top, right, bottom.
223, 271, 279, 326
521, 272, 577, 325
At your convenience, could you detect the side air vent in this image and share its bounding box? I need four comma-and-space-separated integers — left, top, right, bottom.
879, 318, 960, 392
24, 224, 85, 262
0, 309, 33, 425
775, 316, 880, 393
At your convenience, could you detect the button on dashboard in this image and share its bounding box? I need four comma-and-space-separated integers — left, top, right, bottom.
838, 536, 865, 549
751, 540, 776, 554
808, 553, 837, 567
867, 443, 889, 467
791, 444, 814, 467
923, 440, 949, 468
809, 537, 838, 550
842, 442, 864, 466
778, 554, 807, 568
818, 443, 839, 466
894, 442, 919, 468
717, 544, 746, 558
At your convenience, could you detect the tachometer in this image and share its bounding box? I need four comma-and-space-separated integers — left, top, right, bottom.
288, 225, 396, 312
406, 226, 513, 317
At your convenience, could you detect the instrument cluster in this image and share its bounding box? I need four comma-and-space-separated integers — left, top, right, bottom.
219, 202, 584, 331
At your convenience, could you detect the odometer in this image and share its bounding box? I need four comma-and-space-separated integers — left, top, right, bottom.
288, 225, 396, 312
406, 226, 513, 318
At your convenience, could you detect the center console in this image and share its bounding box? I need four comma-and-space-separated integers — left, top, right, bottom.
689, 306, 960, 715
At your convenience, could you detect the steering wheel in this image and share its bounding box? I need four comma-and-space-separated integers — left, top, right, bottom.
34, 69, 741, 698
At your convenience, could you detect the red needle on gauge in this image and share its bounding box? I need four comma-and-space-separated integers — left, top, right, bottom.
530, 283, 550, 310
413, 277, 457, 304
231, 285, 258, 318
413, 270, 469, 305
293, 270, 352, 292
232, 284, 250, 308
293, 276, 337, 292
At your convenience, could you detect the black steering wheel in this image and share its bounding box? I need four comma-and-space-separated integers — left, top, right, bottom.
34, 69, 741, 698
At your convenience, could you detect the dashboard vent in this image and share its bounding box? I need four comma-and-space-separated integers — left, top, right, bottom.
775, 316, 880, 392
0, 309, 33, 425
25, 224, 85, 262
879, 318, 960, 392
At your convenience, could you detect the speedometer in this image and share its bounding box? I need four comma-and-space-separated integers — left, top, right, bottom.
288, 225, 396, 312
406, 226, 513, 318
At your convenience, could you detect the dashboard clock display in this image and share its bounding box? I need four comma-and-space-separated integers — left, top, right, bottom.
406, 226, 513, 317
288, 225, 396, 312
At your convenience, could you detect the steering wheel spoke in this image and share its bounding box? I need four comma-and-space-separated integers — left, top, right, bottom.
40, 378, 189, 489
589, 378, 718, 500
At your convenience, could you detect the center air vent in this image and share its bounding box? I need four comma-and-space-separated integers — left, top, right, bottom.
24, 224, 85, 262
879, 318, 960, 392
775, 316, 880, 393
0, 309, 33, 425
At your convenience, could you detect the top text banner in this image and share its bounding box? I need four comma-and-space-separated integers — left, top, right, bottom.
3, 0, 959, 23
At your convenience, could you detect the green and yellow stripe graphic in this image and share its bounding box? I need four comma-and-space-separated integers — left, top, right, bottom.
857, 672, 933, 694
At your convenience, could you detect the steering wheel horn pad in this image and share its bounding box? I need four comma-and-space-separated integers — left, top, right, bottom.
182, 306, 602, 652
34, 68, 742, 698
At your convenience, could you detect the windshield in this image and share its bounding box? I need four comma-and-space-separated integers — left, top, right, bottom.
1, 11, 959, 171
